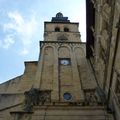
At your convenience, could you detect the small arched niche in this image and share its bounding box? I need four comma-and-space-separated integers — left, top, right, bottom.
59, 46, 70, 58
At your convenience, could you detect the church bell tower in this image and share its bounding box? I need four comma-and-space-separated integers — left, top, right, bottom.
0, 12, 114, 120
34, 12, 84, 103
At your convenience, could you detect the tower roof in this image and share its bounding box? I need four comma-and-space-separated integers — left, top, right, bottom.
51, 12, 70, 22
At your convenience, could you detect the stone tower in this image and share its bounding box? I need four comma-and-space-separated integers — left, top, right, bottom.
0, 13, 114, 120
34, 12, 84, 102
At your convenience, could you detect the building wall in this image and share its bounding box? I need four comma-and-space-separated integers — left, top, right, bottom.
44, 23, 81, 42
86, 0, 120, 119
0, 11, 115, 120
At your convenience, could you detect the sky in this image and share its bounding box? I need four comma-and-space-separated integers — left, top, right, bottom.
0, 0, 86, 83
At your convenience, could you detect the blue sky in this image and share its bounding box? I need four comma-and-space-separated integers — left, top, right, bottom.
0, 0, 86, 83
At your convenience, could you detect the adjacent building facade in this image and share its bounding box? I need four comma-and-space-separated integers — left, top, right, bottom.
86, 0, 120, 119
0, 0, 120, 119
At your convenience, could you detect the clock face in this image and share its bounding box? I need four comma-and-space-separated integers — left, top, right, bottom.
60, 59, 69, 65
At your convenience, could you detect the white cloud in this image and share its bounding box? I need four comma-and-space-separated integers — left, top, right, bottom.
0, 34, 15, 49
2, 11, 38, 54
3, 34, 15, 49
8, 11, 24, 26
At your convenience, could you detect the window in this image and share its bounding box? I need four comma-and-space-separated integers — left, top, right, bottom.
63, 92, 72, 101
55, 27, 60, 32
59, 58, 71, 65
64, 27, 69, 32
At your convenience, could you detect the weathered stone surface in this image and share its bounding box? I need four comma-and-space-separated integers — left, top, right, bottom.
0, 11, 115, 120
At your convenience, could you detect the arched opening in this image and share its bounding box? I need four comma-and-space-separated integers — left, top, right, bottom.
55, 27, 60, 32
64, 27, 69, 32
